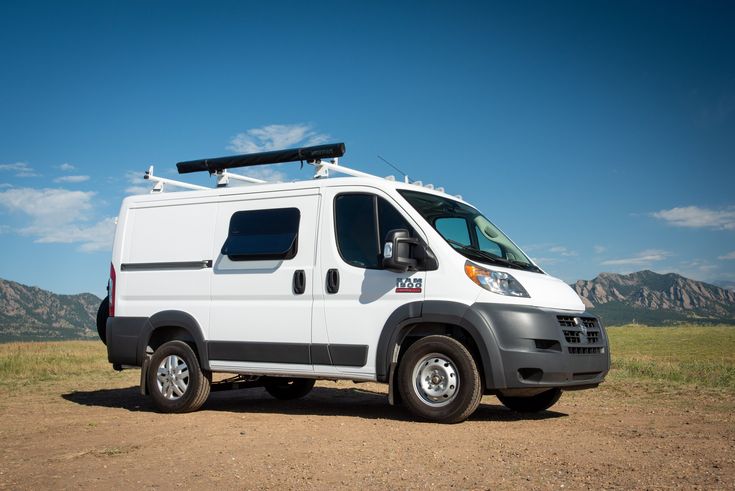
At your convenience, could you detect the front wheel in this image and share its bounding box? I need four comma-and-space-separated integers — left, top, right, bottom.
497, 388, 562, 413
147, 340, 211, 413
398, 335, 483, 424
263, 377, 315, 400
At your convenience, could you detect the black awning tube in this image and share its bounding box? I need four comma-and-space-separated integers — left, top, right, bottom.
176, 142, 346, 174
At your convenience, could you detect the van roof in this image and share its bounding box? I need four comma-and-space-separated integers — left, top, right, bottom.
124, 175, 470, 206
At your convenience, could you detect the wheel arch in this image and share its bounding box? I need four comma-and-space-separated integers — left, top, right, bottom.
376, 301, 502, 390
138, 311, 209, 370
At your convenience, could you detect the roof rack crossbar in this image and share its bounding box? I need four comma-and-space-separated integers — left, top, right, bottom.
176, 143, 346, 175
144, 166, 208, 193
309, 159, 378, 180
215, 170, 267, 187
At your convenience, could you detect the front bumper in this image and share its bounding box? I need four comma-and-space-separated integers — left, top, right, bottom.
468, 303, 610, 391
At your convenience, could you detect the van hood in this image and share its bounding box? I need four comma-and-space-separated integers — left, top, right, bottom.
516, 270, 585, 311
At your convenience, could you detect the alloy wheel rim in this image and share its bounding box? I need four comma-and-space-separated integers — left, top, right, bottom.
156, 354, 189, 400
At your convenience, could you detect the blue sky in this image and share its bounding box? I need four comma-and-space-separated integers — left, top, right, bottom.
0, 1, 733, 297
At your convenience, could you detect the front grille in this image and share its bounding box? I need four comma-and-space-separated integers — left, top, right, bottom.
557, 315, 603, 354
568, 347, 603, 355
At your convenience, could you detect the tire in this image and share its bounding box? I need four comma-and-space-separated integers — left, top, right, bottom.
96, 297, 109, 345
398, 335, 483, 424
263, 377, 315, 400
497, 388, 562, 413
147, 340, 211, 413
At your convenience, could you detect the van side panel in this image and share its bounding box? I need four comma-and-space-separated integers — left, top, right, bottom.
116, 202, 216, 338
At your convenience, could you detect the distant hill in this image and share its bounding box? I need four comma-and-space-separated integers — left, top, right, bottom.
0, 278, 102, 342
573, 270, 735, 326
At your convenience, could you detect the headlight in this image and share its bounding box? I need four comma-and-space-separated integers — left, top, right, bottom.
464, 261, 530, 297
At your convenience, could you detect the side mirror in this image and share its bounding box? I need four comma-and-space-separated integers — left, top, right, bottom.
382, 229, 418, 272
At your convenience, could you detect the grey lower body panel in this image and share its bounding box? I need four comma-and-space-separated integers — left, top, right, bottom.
106, 315, 368, 368
468, 303, 610, 390
106, 317, 147, 366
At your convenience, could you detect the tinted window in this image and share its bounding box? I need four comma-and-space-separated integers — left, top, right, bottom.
378, 197, 414, 243
335, 194, 416, 269
221, 208, 300, 261
335, 194, 379, 268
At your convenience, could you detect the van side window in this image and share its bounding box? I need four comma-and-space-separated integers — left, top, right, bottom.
334, 194, 415, 269
221, 208, 300, 261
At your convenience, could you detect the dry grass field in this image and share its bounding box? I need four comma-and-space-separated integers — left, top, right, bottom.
0, 326, 733, 489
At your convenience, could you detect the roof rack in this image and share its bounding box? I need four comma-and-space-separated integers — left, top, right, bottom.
138, 142, 456, 197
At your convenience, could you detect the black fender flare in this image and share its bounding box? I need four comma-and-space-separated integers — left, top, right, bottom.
137, 310, 209, 370
375, 300, 504, 389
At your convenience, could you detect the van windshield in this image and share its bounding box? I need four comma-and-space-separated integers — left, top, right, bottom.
398, 190, 542, 273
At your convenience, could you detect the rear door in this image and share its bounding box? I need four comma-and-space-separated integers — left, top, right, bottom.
209, 190, 320, 374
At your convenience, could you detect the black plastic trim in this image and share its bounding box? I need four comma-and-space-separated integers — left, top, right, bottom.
209, 341, 310, 364
208, 341, 368, 367
106, 317, 147, 366
310, 344, 332, 365
329, 344, 369, 367
108, 314, 368, 369
375, 300, 496, 386
121, 260, 213, 271
148, 311, 209, 369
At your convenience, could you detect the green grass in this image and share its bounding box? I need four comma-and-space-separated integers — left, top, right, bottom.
1, 326, 734, 392
607, 325, 735, 389
0, 341, 129, 390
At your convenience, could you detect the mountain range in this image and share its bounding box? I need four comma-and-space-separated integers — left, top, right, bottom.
0, 278, 101, 342
573, 270, 735, 326
1, 270, 734, 341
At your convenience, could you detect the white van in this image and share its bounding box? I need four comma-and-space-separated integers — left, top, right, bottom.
98, 143, 609, 423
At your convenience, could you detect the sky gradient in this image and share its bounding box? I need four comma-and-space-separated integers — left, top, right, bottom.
1, 1, 733, 297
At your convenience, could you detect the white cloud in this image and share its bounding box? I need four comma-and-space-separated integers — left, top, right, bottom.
719, 251, 735, 260
0, 162, 39, 177
0, 187, 114, 252
601, 249, 672, 266
58, 163, 75, 172
54, 175, 90, 183
530, 256, 560, 265
548, 245, 578, 257
593, 245, 607, 254
651, 206, 735, 231
124, 170, 151, 195
227, 123, 329, 154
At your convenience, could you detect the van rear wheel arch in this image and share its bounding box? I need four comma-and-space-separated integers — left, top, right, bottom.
138, 311, 209, 369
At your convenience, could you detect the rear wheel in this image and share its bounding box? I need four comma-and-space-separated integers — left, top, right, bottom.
147, 340, 211, 413
263, 377, 315, 400
96, 297, 109, 345
497, 388, 562, 413
398, 335, 483, 424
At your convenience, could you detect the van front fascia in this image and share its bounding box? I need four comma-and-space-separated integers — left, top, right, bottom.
376, 301, 610, 391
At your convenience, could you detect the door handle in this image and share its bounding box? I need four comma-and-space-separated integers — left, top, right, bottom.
293, 270, 306, 295
326, 268, 340, 294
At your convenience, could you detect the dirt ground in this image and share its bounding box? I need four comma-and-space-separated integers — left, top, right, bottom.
0, 374, 733, 490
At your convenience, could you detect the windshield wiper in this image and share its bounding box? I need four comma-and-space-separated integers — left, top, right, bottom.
445, 240, 527, 271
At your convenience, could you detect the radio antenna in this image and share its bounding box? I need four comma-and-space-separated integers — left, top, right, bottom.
377, 155, 408, 183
